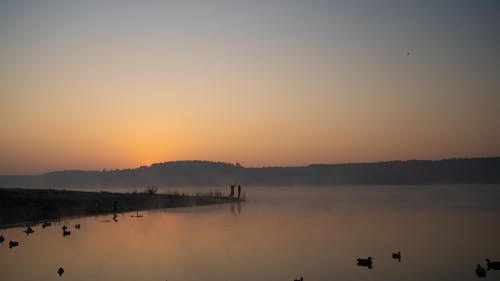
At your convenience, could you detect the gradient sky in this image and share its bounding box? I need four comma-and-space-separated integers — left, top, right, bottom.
1, 0, 499, 174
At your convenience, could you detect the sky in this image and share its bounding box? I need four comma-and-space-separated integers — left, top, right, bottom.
1, 0, 499, 174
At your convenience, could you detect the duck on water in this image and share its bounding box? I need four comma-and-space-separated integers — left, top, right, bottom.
486, 259, 500, 270
23, 226, 34, 235
9, 240, 19, 248
476, 264, 487, 278
357, 257, 373, 269
392, 251, 401, 261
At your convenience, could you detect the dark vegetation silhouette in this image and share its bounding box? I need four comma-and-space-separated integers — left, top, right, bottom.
144, 185, 158, 195
0, 158, 499, 188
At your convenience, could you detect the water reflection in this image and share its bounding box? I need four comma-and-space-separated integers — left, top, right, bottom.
230, 202, 242, 216
0, 185, 499, 281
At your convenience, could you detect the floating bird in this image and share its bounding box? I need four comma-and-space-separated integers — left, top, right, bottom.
58, 267, 64, 277
476, 264, 487, 278
357, 257, 373, 269
293, 277, 303, 281
42, 222, 51, 228
0, 234, 4, 243
486, 259, 500, 270
63, 230, 71, 237
392, 251, 401, 261
75, 224, 81, 229
9, 241, 19, 248
24, 227, 34, 235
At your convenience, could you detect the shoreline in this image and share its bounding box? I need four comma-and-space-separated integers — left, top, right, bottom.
0, 187, 243, 229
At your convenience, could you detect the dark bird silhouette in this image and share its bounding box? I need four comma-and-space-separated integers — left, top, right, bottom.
62, 225, 68, 231
23, 227, 34, 235
9, 240, 19, 248
75, 224, 80, 229
392, 251, 401, 261
293, 277, 303, 281
63, 230, 71, 237
0, 234, 4, 243
42, 222, 51, 228
357, 257, 373, 269
406, 51, 411, 56
486, 259, 500, 270
58, 267, 64, 277
476, 264, 487, 278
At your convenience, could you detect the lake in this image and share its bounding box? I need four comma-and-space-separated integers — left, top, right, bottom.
1, 185, 500, 281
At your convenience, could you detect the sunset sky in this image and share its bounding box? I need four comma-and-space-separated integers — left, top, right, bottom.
1, 0, 499, 174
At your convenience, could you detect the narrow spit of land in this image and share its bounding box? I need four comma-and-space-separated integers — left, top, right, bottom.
0, 188, 243, 228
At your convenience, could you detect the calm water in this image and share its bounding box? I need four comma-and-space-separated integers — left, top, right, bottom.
1, 185, 500, 281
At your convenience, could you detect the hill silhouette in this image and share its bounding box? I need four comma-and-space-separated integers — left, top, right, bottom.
0, 158, 499, 188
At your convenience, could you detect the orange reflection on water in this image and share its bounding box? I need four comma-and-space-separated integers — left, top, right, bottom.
1, 186, 500, 281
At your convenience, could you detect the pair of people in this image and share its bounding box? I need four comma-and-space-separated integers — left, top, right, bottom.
230, 184, 242, 199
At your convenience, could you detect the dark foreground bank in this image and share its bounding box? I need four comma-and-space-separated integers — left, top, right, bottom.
0, 188, 243, 228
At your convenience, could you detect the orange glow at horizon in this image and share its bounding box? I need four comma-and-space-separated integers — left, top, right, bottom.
1, 1, 500, 174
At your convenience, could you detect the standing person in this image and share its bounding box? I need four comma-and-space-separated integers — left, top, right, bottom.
230, 185, 235, 198
237, 185, 241, 199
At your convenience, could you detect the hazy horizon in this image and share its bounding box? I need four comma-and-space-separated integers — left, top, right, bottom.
0, 156, 498, 177
2, 0, 500, 174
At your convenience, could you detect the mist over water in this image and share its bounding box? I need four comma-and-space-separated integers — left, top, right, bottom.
1, 185, 500, 281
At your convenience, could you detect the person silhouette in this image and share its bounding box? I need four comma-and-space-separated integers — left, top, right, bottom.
230, 185, 235, 198
237, 185, 241, 199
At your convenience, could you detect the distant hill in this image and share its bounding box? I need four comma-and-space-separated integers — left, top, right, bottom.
0, 158, 499, 188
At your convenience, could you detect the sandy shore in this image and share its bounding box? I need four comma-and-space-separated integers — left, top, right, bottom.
0, 188, 243, 228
